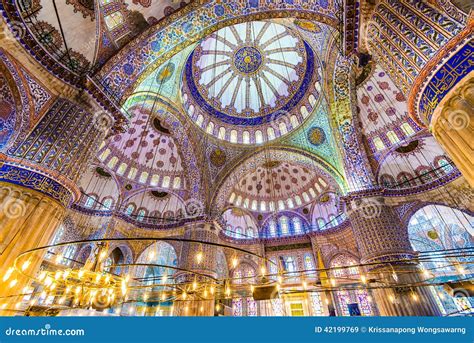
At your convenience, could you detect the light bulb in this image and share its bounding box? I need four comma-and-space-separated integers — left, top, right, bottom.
330, 278, 336, 287
388, 295, 395, 303
260, 266, 266, 275
438, 292, 445, 300
143, 293, 149, 302
148, 251, 155, 260
121, 280, 127, 295
182, 292, 187, 300
196, 252, 203, 264
360, 275, 367, 284
161, 293, 166, 301
78, 269, 85, 279
21, 260, 31, 271
55, 271, 62, 280
63, 270, 70, 279
162, 274, 168, 284
99, 250, 107, 260
3, 267, 14, 282
203, 289, 208, 298
225, 287, 231, 297
15, 302, 21, 309
193, 281, 198, 290
457, 265, 466, 275
9, 279, 17, 288
200, 306, 204, 312
302, 280, 308, 290
216, 304, 221, 312
210, 286, 215, 295
22, 286, 29, 294
58, 297, 65, 305
232, 257, 238, 268
55, 254, 63, 264
277, 275, 283, 284
66, 286, 71, 294
95, 274, 101, 283
38, 271, 46, 281
411, 293, 418, 301
250, 285, 255, 293
30, 299, 36, 306
125, 274, 130, 283
105, 275, 110, 283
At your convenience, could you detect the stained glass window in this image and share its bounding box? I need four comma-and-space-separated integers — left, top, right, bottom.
232, 298, 243, 316
310, 292, 324, 316
105, 12, 124, 30
293, 217, 303, 234
247, 298, 258, 316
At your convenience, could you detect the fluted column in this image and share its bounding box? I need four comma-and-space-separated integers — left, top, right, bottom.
0, 95, 113, 316
346, 196, 441, 316
174, 222, 219, 316
431, 78, 474, 187
0, 183, 65, 315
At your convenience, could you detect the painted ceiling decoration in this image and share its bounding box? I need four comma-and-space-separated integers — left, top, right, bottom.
2, 0, 474, 320
182, 21, 323, 144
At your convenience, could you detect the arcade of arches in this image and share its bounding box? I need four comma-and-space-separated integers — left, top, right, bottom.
0, 0, 472, 317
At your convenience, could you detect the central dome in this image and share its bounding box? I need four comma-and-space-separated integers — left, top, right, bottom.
182, 21, 322, 144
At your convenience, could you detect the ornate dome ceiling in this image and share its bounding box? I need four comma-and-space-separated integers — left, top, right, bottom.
228, 161, 331, 212
182, 21, 322, 144
96, 107, 185, 190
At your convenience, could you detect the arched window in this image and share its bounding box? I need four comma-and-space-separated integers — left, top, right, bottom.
137, 209, 146, 221
401, 122, 415, 136
125, 204, 135, 216
269, 219, 277, 237
243, 131, 250, 144
317, 218, 325, 230
408, 205, 474, 315
292, 217, 303, 234
386, 131, 399, 144
373, 137, 385, 151
255, 130, 263, 144
84, 195, 96, 208
279, 216, 289, 236
103, 198, 113, 210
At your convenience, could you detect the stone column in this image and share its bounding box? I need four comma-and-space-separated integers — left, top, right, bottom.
431, 78, 474, 187
174, 222, 219, 316
346, 196, 441, 316
0, 183, 65, 315
0, 97, 113, 316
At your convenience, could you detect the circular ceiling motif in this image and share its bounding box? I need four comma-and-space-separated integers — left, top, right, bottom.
308, 127, 326, 146
210, 148, 226, 167
233, 46, 263, 74
189, 21, 307, 120
182, 21, 322, 144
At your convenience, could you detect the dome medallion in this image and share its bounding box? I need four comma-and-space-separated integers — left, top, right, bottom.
233, 47, 263, 74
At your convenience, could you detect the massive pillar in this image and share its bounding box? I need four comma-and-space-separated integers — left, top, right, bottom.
346, 195, 441, 316
174, 222, 219, 316
367, 0, 473, 184
429, 68, 474, 187
0, 97, 112, 315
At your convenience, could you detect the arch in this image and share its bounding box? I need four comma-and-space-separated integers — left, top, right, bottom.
96, 2, 339, 102
211, 146, 345, 211
135, 241, 178, 287
407, 204, 474, 314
